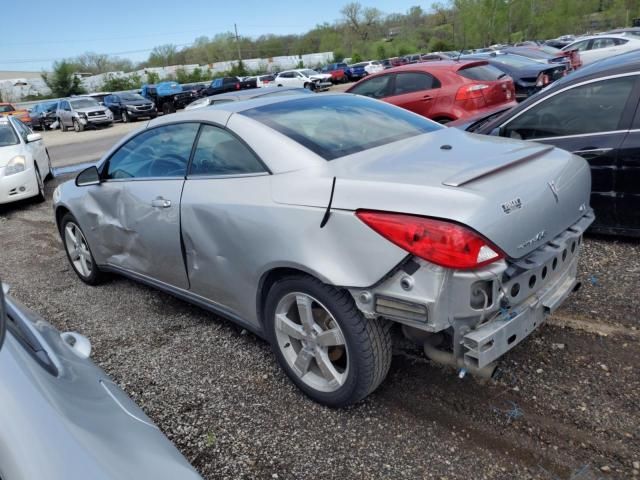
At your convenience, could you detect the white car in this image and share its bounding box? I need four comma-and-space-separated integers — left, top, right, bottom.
0, 116, 51, 205
562, 35, 640, 65
351, 61, 384, 75
245, 74, 276, 88
274, 69, 332, 91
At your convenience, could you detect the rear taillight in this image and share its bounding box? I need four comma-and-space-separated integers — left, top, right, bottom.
235, 83, 240, 90
536, 73, 550, 87
356, 211, 505, 270
455, 84, 489, 101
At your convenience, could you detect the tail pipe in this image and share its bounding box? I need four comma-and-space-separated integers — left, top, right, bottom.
423, 342, 497, 379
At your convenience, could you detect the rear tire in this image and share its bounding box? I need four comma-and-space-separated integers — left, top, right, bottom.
59, 118, 67, 132
265, 275, 392, 407
60, 213, 105, 285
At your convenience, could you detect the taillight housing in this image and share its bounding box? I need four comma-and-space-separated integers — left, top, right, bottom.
536, 72, 550, 87
356, 210, 505, 270
455, 83, 489, 101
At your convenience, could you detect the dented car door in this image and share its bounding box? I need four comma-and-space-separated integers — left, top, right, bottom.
94, 123, 200, 288
180, 123, 270, 320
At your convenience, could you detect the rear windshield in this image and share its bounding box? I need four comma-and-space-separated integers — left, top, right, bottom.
458, 64, 506, 81
0, 123, 19, 147
488, 55, 538, 68
241, 95, 441, 160
0, 105, 15, 113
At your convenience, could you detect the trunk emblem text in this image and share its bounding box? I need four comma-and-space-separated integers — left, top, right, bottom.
518, 230, 546, 250
501, 197, 522, 214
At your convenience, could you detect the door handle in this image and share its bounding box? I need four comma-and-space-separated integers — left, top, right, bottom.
151, 197, 171, 208
422, 95, 433, 102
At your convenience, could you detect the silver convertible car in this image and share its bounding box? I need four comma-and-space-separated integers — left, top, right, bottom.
53, 94, 594, 407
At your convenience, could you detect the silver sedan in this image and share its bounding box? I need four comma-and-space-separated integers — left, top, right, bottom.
53, 93, 593, 407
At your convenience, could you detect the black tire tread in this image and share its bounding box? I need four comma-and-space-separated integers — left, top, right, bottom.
266, 274, 392, 406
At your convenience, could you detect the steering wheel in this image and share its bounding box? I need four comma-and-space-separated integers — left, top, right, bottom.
146, 154, 185, 177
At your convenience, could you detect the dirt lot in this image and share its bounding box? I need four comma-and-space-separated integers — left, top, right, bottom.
1, 115, 639, 479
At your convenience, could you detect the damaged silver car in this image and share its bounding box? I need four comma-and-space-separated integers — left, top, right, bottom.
52, 94, 594, 407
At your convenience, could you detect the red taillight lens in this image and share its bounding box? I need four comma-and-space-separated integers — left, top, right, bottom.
455, 83, 489, 101
356, 211, 504, 269
235, 83, 240, 90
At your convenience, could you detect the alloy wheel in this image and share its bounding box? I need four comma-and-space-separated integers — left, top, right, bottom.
274, 292, 348, 393
64, 222, 93, 278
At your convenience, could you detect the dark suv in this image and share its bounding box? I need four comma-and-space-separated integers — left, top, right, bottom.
103, 93, 157, 123
30, 101, 59, 130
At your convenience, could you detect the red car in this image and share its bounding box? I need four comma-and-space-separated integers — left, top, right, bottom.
345, 60, 517, 124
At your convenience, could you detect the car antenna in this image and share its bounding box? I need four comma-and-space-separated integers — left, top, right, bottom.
456, 38, 467, 62
320, 177, 337, 228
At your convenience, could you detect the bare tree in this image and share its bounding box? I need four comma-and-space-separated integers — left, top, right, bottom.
341, 2, 381, 41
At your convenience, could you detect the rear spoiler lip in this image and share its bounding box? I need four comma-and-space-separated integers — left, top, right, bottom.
442, 145, 555, 187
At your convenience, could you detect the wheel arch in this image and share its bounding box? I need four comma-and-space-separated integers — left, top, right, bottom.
256, 265, 332, 328
55, 205, 71, 233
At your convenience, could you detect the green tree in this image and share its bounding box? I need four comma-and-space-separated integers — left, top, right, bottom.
145, 71, 160, 84
41, 61, 85, 97
101, 73, 142, 91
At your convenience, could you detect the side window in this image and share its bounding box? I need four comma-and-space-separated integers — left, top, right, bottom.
190, 125, 265, 176
213, 79, 222, 87
349, 74, 393, 99
591, 38, 616, 49
393, 72, 438, 95
106, 123, 199, 179
613, 38, 629, 45
502, 76, 636, 140
570, 40, 590, 52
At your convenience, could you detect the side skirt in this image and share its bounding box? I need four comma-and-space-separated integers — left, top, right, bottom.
100, 264, 265, 339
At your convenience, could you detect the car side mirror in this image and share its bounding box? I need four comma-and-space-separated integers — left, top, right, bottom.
0, 281, 7, 351
76, 165, 101, 187
26, 133, 42, 143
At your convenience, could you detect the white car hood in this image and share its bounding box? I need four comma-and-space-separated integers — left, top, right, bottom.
0, 144, 24, 168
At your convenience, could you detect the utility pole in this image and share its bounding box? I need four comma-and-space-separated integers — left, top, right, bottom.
234, 23, 242, 62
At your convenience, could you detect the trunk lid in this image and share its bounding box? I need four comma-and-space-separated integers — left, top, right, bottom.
323, 128, 591, 259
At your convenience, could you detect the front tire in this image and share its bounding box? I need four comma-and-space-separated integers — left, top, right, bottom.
265, 275, 392, 407
73, 119, 84, 132
121, 110, 129, 123
33, 167, 45, 203
60, 213, 104, 285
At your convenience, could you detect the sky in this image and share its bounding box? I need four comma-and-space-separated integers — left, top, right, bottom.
1, 0, 425, 72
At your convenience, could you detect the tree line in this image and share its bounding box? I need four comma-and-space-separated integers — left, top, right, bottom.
39, 0, 639, 97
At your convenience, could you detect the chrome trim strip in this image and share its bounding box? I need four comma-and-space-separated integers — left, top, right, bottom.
528, 130, 628, 141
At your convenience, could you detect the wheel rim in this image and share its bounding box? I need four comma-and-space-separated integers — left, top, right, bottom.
74, 120, 79, 131
64, 222, 93, 278
121, 111, 127, 122
274, 292, 348, 393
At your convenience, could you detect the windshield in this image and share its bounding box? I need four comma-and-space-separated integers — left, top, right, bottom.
0, 105, 15, 113
120, 93, 145, 101
70, 98, 99, 109
242, 95, 441, 160
301, 69, 319, 76
0, 123, 19, 147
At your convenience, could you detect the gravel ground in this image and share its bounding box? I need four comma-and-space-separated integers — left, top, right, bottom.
1, 175, 638, 480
